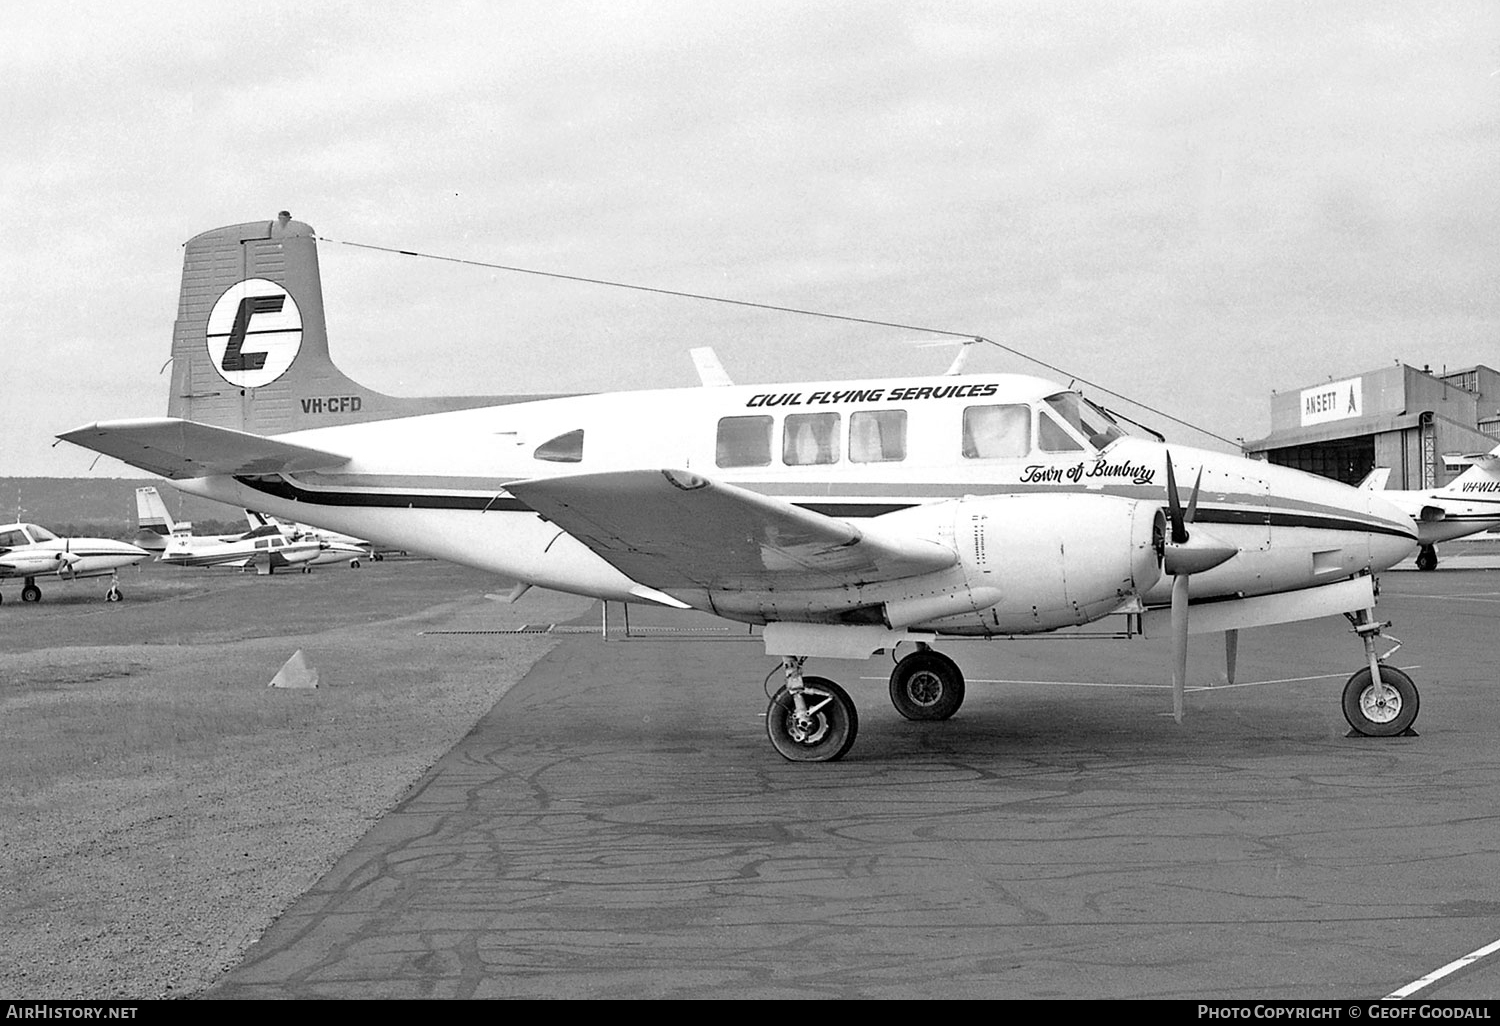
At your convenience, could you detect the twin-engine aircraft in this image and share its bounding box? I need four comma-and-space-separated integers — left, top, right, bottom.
60, 214, 1422, 760
135, 486, 323, 573
1358, 443, 1500, 571
242, 510, 377, 568
0, 522, 148, 604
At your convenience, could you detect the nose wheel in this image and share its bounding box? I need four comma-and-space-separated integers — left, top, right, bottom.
1342, 665, 1418, 736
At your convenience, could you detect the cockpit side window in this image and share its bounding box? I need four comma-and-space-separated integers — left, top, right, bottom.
962, 404, 1031, 459
1044, 392, 1123, 449
716, 416, 772, 468
1038, 410, 1085, 452
534, 429, 585, 463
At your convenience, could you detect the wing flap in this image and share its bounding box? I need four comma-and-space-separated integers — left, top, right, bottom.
58, 418, 349, 480
508, 469, 956, 591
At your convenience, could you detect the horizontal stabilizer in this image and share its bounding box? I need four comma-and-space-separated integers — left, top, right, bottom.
57, 418, 350, 480
507, 469, 957, 592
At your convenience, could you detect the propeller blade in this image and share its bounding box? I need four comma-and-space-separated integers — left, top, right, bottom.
1165, 452, 1187, 544
1171, 573, 1189, 723
1185, 468, 1204, 525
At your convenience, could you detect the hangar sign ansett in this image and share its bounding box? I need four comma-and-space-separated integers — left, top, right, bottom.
1300, 377, 1362, 427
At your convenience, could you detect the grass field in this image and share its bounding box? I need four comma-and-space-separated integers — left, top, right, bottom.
0, 557, 591, 998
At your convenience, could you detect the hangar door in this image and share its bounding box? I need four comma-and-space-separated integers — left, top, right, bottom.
1265, 436, 1375, 486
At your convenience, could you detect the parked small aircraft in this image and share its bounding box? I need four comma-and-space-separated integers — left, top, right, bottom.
243, 510, 375, 568
60, 214, 1423, 760
136, 486, 324, 573
0, 522, 148, 603
1359, 443, 1500, 570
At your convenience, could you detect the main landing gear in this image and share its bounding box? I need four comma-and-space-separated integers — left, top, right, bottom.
1341, 610, 1418, 737
888, 644, 966, 721
1415, 545, 1438, 572
765, 656, 859, 762
764, 645, 968, 763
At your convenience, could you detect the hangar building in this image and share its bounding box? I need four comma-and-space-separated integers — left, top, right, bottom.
1246, 364, 1500, 488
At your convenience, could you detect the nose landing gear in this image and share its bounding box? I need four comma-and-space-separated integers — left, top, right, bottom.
1341, 611, 1418, 737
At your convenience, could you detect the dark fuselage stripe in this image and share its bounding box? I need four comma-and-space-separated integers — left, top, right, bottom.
234, 477, 1415, 541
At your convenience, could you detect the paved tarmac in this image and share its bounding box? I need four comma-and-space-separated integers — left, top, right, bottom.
205, 566, 1500, 1000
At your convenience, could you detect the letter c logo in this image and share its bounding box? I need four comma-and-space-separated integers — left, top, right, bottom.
205, 279, 303, 388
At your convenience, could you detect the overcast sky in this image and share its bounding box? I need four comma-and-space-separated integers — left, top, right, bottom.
3, 0, 1497, 478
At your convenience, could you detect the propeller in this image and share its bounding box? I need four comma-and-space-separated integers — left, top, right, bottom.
1159, 451, 1239, 722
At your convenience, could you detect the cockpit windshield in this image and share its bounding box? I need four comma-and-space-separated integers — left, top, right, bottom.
1042, 392, 1125, 450
24, 524, 59, 542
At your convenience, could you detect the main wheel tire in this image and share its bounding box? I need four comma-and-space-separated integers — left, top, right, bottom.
1342, 665, 1419, 737
22, 585, 41, 603
766, 676, 858, 762
105, 587, 122, 603
1416, 547, 1437, 572
889, 650, 966, 721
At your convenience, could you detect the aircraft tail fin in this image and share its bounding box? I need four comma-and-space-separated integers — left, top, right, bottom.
165, 213, 551, 436
135, 487, 175, 533
132, 486, 174, 552
1439, 441, 1500, 493
1356, 468, 1391, 491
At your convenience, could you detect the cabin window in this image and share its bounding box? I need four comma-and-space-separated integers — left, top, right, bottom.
0, 529, 26, 547
716, 416, 772, 467
849, 410, 907, 463
783, 412, 840, 466
255, 538, 271, 550
534, 429, 584, 463
1038, 411, 1085, 452
962, 404, 1031, 459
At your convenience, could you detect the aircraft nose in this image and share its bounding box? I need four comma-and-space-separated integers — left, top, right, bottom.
1361, 490, 1419, 571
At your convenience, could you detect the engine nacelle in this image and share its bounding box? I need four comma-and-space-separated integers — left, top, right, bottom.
0, 551, 69, 575
875, 492, 1162, 633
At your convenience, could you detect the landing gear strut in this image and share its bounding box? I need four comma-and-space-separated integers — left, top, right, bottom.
765, 656, 858, 762
888, 644, 966, 720
1341, 610, 1418, 736
1415, 545, 1438, 572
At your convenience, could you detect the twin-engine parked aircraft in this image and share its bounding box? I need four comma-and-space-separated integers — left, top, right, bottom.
135, 486, 323, 573
0, 522, 148, 603
243, 510, 375, 568
60, 214, 1423, 760
1358, 443, 1500, 571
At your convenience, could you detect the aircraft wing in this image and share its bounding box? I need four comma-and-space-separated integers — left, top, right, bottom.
57, 418, 350, 480
507, 469, 956, 592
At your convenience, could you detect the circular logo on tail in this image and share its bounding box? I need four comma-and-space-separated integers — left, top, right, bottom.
205, 278, 303, 388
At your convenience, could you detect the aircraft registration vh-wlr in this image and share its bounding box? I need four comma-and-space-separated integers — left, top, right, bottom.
60, 213, 1423, 761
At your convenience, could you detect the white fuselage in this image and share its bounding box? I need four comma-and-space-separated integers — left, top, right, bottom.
172, 373, 1417, 632
161, 531, 322, 570
0, 523, 148, 583
1376, 486, 1500, 546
